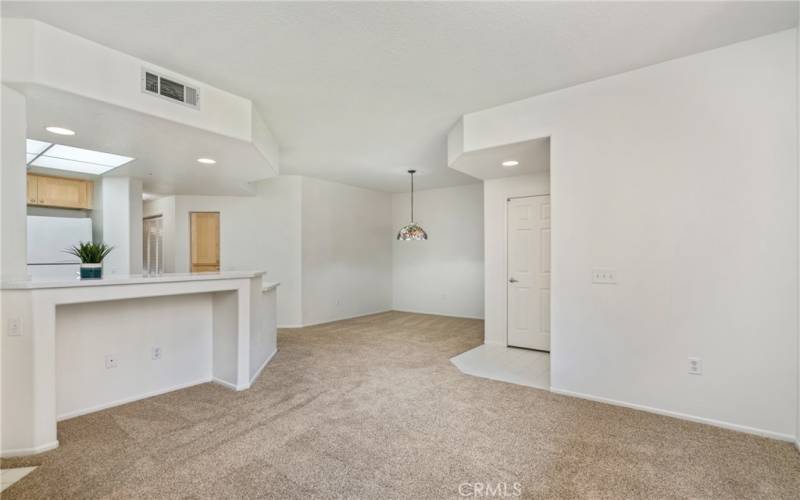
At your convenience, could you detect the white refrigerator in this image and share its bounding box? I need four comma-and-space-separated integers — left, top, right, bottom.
27, 216, 93, 280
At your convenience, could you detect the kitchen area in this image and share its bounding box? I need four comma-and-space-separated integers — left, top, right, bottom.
1, 19, 283, 458
3, 160, 280, 457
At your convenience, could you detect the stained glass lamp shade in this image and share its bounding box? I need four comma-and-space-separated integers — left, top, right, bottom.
397, 170, 428, 241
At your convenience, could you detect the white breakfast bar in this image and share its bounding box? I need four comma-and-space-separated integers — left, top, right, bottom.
1, 271, 279, 457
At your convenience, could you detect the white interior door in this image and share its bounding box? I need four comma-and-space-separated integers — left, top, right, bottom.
507, 195, 551, 351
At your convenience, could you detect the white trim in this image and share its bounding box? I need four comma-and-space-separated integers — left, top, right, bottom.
249, 348, 277, 385
57, 377, 213, 421
294, 309, 393, 328
282, 310, 482, 329
261, 281, 280, 293
392, 309, 484, 320
551, 387, 796, 442
1, 440, 59, 458
212, 377, 243, 391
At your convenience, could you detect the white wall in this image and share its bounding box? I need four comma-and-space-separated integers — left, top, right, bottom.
102, 177, 143, 275
144, 176, 304, 327
392, 183, 484, 319
302, 176, 393, 325
457, 30, 797, 440
483, 173, 551, 344
1, 85, 28, 281
2, 18, 256, 143
796, 16, 800, 451
55, 294, 213, 419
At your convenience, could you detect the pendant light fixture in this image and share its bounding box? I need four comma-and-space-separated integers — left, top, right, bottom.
397, 169, 428, 240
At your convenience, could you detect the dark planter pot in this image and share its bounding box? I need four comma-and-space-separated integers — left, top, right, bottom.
80, 263, 103, 279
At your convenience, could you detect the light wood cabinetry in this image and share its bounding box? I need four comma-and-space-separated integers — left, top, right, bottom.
190, 212, 220, 273
27, 174, 93, 210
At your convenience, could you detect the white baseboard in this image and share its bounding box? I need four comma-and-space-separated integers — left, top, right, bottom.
211, 377, 241, 390
57, 377, 213, 421
1, 440, 59, 458
392, 308, 485, 320
250, 348, 277, 385
282, 309, 392, 329
551, 387, 796, 443
281, 309, 481, 329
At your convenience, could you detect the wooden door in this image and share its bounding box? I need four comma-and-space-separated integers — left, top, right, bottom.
507, 195, 551, 351
190, 212, 220, 273
34, 175, 92, 209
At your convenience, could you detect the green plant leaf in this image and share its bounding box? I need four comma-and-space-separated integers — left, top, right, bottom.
63, 241, 114, 263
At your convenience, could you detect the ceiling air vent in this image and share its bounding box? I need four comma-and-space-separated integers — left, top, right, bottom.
141, 69, 200, 108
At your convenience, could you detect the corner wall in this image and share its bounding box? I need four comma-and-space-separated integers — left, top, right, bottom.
0, 85, 28, 281
301, 177, 393, 326
392, 183, 485, 319
101, 177, 143, 276
796, 14, 800, 451
144, 176, 304, 327
459, 30, 797, 440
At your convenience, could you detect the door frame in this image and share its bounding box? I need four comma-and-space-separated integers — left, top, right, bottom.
189, 211, 221, 273
505, 193, 551, 351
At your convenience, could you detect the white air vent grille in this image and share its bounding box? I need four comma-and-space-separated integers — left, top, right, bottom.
141, 69, 200, 108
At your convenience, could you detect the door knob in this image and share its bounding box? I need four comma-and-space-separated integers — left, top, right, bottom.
509, 278, 519, 283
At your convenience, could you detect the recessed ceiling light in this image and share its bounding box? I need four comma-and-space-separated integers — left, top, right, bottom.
501, 160, 519, 167
45, 126, 76, 136
197, 158, 216, 164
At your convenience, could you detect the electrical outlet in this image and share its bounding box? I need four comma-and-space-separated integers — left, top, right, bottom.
105, 354, 118, 369
688, 357, 702, 375
7, 317, 22, 336
592, 268, 617, 284
152, 346, 162, 361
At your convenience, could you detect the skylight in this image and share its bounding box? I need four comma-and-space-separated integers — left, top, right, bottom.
25, 139, 134, 175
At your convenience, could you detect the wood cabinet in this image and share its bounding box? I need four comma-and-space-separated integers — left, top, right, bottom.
190, 212, 220, 273
27, 174, 93, 210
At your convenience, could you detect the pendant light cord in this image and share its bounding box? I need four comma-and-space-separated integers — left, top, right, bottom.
410, 171, 414, 222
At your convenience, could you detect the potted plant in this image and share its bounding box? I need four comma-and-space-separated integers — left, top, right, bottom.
64, 242, 114, 279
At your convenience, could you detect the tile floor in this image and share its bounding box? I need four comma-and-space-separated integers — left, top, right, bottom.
450, 343, 550, 389
1, 467, 37, 492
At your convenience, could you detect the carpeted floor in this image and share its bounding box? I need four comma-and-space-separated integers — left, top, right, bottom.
2, 311, 799, 499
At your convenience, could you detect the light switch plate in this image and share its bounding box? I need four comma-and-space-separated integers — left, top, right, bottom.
592, 268, 617, 284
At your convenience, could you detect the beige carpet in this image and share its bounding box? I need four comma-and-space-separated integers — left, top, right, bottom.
2, 311, 798, 499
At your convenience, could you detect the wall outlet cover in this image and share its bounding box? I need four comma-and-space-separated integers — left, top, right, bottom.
105, 354, 118, 369
592, 268, 617, 284
7, 318, 22, 336
688, 357, 703, 375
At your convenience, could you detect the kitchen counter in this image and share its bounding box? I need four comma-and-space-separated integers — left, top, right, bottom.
2, 271, 265, 289
1, 271, 279, 458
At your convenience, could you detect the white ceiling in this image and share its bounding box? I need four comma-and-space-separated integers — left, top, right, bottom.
2, 1, 797, 192
452, 137, 550, 181
24, 85, 274, 196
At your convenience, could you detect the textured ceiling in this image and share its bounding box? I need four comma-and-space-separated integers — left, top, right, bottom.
2, 1, 797, 192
